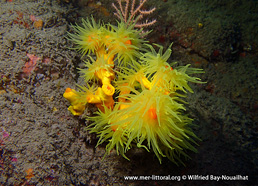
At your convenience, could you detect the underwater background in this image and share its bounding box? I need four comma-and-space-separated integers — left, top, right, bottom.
0, 0, 257, 185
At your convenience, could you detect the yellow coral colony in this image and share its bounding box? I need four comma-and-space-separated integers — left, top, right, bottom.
63, 17, 205, 164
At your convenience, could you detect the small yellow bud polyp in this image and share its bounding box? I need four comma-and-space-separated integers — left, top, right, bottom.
95, 69, 115, 84
97, 86, 114, 106
102, 84, 115, 96
86, 88, 102, 103
63, 88, 78, 104
68, 105, 85, 116
63, 88, 86, 116
86, 87, 114, 112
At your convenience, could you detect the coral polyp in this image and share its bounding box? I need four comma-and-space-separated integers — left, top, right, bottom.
104, 21, 146, 65
67, 17, 104, 56
63, 16, 205, 164
88, 87, 199, 164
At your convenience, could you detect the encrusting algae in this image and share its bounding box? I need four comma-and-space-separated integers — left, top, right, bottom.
63, 16, 205, 164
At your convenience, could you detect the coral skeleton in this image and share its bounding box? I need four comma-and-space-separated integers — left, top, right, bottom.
63, 2, 205, 164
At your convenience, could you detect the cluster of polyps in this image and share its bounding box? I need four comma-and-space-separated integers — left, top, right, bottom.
63, 17, 205, 164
